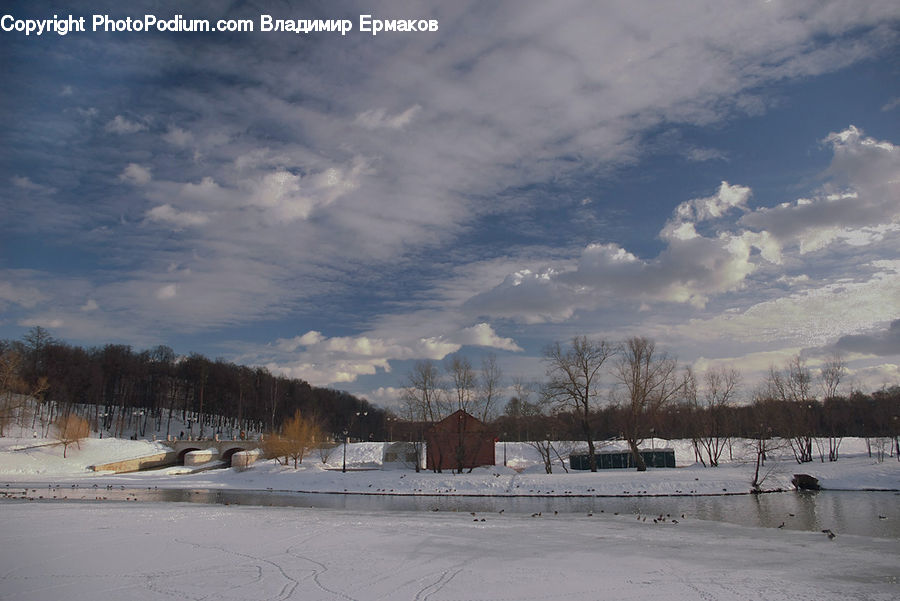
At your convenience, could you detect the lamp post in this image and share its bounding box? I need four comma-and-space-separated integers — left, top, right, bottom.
503, 432, 507, 466
342, 411, 368, 473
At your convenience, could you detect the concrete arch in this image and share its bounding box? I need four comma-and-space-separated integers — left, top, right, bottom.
220, 447, 245, 466
177, 448, 202, 465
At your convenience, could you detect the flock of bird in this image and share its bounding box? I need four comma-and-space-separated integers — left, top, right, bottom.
2, 482, 889, 541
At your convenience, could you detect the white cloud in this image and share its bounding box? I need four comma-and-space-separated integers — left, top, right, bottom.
739, 126, 900, 253
685, 147, 727, 162
246, 159, 368, 223
163, 126, 193, 147
80, 299, 99, 312
155, 284, 177, 300
119, 163, 152, 185
105, 115, 146, 134
145, 204, 210, 228
11, 176, 56, 195
360, 386, 405, 410
668, 263, 900, 348
260, 321, 522, 386
848, 363, 900, 391
355, 105, 422, 130
0, 281, 44, 308
19, 317, 64, 329
671, 181, 751, 223
467, 182, 765, 322
452, 323, 524, 352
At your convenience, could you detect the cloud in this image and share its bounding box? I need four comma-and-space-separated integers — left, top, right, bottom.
847, 363, 900, 391
833, 320, 900, 357
355, 105, 422, 130
881, 97, 900, 112
246, 159, 368, 223
466, 182, 766, 321
105, 115, 147, 134
670, 181, 751, 223
739, 126, 900, 253
685, 147, 727, 162
145, 204, 210, 228
452, 323, 524, 352
19, 317, 64, 329
666, 261, 900, 348
0, 281, 45, 309
163, 126, 193, 147
155, 284, 177, 300
80, 299, 99, 312
260, 321, 521, 386
3, 2, 899, 393
466, 123, 900, 326
11, 176, 56, 195
119, 163, 152, 185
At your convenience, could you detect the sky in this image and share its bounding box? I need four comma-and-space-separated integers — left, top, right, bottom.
1, 0, 899, 409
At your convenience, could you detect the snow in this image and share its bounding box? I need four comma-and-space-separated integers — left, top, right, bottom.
0, 436, 168, 477
1, 502, 897, 601
1, 434, 898, 599
2, 436, 897, 497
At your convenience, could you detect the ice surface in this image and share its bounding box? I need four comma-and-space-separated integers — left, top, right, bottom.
0, 502, 897, 601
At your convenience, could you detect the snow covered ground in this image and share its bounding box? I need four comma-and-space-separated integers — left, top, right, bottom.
1, 435, 897, 497
1, 501, 897, 601
1, 434, 898, 600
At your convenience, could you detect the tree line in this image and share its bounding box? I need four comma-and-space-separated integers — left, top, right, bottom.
0, 327, 387, 442
402, 336, 899, 472
2, 328, 896, 472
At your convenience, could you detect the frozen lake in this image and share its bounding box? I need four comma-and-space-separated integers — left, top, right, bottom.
1, 501, 897, 601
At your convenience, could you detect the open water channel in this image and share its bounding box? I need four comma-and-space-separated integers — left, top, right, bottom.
3, 484, 898, 539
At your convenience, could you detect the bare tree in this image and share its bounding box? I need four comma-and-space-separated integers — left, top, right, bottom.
529, 437, 555, 474
505, 377, 541, 441
688, 366, 740, 467
615, 337, 682, 471
542, 337, 616, 472
0, 350, 26, 436
447, 356, 476, 414
0, 349, 48, 436
819, 352, 846, 400
816, 352, 847, 462
766, 355, 815, 463
55, 413, 89, 458
402, 360, 446, 472
476, 353, 502, 423
317, 441, 338, 465
403, 360, 446, 423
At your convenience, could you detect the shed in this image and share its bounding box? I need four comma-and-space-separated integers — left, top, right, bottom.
425, 410, 496, 472
569, 448, 676, 470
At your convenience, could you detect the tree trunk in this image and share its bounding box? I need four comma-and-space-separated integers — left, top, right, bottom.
627, 438, 647, 471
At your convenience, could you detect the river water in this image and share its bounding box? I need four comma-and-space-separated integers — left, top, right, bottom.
3, 484, 898, 539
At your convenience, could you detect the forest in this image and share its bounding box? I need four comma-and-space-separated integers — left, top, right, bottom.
1, 328, 897, 470
0, 327, 388, 442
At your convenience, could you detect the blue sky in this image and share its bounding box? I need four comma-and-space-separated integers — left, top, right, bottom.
2, 1, 899, 408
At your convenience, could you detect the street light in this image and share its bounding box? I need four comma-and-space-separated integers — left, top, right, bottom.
341, 411, 369, 473
342, 429, 349, 473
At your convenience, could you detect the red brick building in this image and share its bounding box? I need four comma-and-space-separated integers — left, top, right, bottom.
425, 410, 496, 472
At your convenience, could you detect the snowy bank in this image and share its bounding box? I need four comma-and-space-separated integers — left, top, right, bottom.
2, 435, 897, 497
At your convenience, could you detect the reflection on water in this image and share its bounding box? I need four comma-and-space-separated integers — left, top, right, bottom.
3, 485, 898, 538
